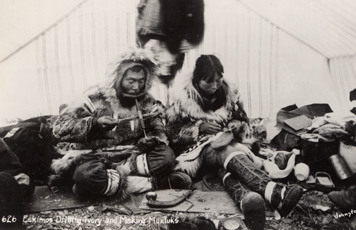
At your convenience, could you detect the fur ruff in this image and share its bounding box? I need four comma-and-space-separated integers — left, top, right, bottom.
167, 73, 240, 124
102, 47, 158, 92
85, 84, 156, 120
81, 48, 159, 120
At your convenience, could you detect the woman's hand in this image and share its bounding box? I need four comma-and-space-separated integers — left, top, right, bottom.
151, 101, 166, 114
199, 122, 222, 134
227, 120, 243, 132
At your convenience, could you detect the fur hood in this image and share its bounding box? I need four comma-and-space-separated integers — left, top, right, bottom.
167, 73, 241, 124
86, 48, 158, 99
81, 48, 158, 114
104, 47, 158, 90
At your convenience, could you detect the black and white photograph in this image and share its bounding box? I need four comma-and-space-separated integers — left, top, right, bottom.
1, 0, 356, 229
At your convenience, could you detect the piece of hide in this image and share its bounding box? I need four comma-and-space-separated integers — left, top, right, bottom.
174, 134, 220, 178
174, 125, 261, 178
263, 151, 296, 179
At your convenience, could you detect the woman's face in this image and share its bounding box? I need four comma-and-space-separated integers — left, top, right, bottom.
198, 73, 223, 95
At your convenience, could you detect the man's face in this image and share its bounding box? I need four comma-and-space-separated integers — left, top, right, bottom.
120, 69, 146, 95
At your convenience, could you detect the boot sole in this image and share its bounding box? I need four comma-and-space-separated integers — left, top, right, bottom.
167, 173, 192, 189
278, 185, 303, 217
241, 193, 266, 230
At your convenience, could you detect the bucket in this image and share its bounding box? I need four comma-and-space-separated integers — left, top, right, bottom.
328, 154, 353, 180
301, 134, 338, 175
301, 134, 320, 164
339, 140, 356, 173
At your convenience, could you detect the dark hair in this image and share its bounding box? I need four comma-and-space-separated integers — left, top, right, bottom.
192, 55, 228, 111
192, 55, 224, 84
125, 65, 147, 77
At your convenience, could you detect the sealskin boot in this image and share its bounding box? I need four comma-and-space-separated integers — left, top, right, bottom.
241, 192, 266, 230
218, 169, 266, 230
328, 184, 356, 210
268, 183, 303, 217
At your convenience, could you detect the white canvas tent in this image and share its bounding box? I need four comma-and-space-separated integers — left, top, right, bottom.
1, 0, 356, 124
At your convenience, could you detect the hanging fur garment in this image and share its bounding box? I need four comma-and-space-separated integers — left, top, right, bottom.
159, 0, 205, 54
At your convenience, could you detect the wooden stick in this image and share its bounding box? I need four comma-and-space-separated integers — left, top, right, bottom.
113, 112, 161, 124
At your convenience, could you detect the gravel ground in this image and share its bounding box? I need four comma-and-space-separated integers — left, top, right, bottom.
21, 190, 356, 230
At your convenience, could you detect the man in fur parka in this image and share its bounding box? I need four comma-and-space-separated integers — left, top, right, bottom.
53, 48, 166, 149
51, 48, 191, 200
166, 55, 304, 229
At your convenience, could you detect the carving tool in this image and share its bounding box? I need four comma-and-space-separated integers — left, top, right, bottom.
135, 98, 147, 137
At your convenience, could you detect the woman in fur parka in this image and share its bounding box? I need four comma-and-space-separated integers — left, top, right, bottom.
166, 54, 254, 176
166, 55, 303, 230
166, 56, 249, 158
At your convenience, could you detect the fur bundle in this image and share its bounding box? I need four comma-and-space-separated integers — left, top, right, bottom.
49, 149, 132, 202
48, 149, 93, 190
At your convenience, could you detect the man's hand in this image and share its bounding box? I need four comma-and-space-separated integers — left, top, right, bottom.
96, 116, 117, 131
137, 136, 159, 151
199, 122, 222, 134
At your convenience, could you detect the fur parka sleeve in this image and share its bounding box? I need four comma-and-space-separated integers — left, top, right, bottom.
165, 106, 204, 154
145, 110, 170, 146
52, 99, 97, 143
231, 100, 249, 123
168, 118, 203, 145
